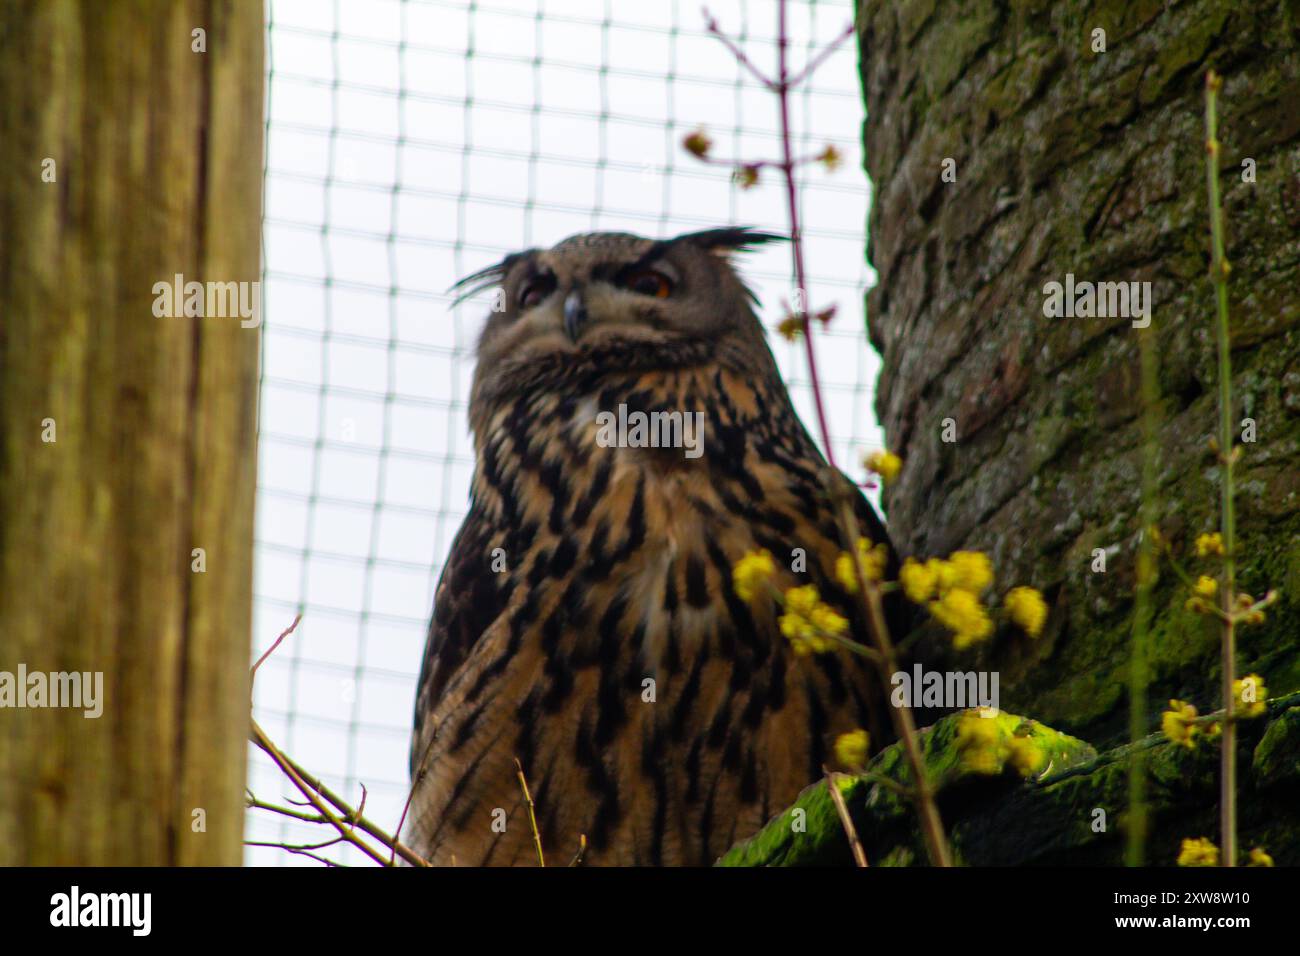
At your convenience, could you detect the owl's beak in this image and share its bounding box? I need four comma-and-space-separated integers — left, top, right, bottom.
563, 289, 587, 342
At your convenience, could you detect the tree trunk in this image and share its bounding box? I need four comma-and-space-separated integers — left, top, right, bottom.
0, 0, 263, 865
860, 0, 1300, 746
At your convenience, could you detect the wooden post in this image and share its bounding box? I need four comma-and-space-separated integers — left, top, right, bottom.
0, 0, 263, 865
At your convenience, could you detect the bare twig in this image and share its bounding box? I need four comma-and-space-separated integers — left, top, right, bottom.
249, 720, 431, 867
785, 21, 855, 89
824, 770, 868, 867
247, 615, 431, 867
250, 719, 394, 867
246, 790, 334, 824
515, 758, 546, 867
832, 485, 952, 867
245, 841, 348, 867
568, 834, 588, 867
391, 733, 436, 866
702, 7, 775, 89
774, 0, 836, 468
1128, 339, 1158, 867
1204, 69, 1237, 866
250, 613, 302, 689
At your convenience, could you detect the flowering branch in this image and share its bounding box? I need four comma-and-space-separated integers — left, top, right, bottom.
700, 1, 957, 866
1204, 69, 1241, 867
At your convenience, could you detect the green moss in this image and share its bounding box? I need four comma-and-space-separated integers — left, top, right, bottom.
1137, 4, 1231, 106
917, 5, 1000, 98
1085, 0, 1166, 41
1253, 704, 1300, 787
717, 709, 1095, 866
720, 696, 1300, 866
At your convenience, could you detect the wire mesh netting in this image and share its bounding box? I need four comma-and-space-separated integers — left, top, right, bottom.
247, 0, 880, 865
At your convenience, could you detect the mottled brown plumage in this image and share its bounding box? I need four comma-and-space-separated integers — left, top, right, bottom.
407, 227, 895, 865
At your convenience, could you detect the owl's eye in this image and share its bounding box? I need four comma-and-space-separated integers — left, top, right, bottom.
518, 276, 555, 310
622, 269, 673, 298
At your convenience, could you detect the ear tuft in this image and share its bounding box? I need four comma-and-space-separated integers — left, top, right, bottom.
448, 251, 530, 306
674, 226, 787, 255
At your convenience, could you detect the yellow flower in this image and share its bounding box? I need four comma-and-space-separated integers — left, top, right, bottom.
810, 603, 849, 637
682, 128, 712, 158
863, 449, 902, 484
1005, 586, 1048, 638
1195, 532, 1224, 557
1247, 847, 1274, 867
732, 550, 776, 603
931, 587, 993, 650
818, 144, 843, 172
899, 558, 937, 603
787, 584, 818, 612
1161, 699, 1200, 748
1194, 575, 1218, 598
776, 315, 804, 341
835, 538, 889, 593
733, 163, 760, 189
834, 553, 856, 592
930, 557, 959, 593
1233, 674, 1268, 719
833, 729, 870, 770
956, 712, 1003, 775
1177, 837, 1219, 867
948, 551, 994, 593
779, 584, 844, 656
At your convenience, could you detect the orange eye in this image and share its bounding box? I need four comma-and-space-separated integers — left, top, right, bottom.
623, 269, 673, 298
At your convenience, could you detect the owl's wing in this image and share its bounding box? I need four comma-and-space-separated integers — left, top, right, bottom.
410, 501, 512, 776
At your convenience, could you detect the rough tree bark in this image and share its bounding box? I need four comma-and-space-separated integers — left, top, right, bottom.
0, 1, 263, 865
861, 0, 1300, 748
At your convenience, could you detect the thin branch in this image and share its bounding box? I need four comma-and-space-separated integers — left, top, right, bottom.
245, 842, 347, 867
515, 758, 546, 867
1128, 331, 1159, 867
860, 770, 914, 798
250, 613, 302, 688
568, 834, 588, 867
249, 615, 431, 867
785, 21, 855, 89
392, 733, 436, 866
824, 770, 868, 867
250, 718, 431, 867
832, 482, 952, 866
250, 718, 393, 867
702, 7, 775, 90
246, 790, 333, 825
775, 1, 836, 468
693, 152, 837, 172
1204, 70, 1237, 867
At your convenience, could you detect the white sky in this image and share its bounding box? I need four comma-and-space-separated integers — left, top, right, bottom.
246, 0, 880, 865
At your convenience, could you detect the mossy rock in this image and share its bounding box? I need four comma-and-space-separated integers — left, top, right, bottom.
718, 694, 1300, 866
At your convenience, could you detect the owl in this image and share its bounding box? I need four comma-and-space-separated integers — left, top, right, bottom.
406, 227, 900, 866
